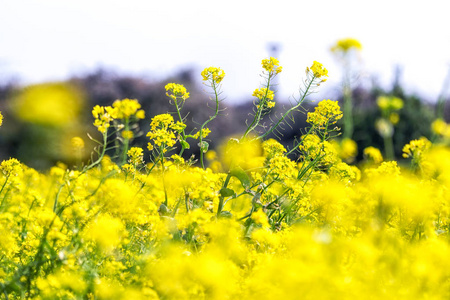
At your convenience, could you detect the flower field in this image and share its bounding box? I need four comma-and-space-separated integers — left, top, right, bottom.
1, 56, 450, 299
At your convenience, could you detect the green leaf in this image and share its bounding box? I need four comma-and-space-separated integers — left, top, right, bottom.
180, 140, 190, 149
219, 211, 233, 218
220, 187, 235, 197
230, 166, 251, 188
198, 141, 209, 153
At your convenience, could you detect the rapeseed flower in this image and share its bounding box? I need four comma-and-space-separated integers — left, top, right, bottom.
92, 105, 116, 133
112, 98, 145, 120
331, 38, 362, 53
307, 61, 329, 80
165, 83, 190, 101
363, 146, 383, 164
201, 67, 225, 83
307, 99, 343, 129
261, 57, 282, 75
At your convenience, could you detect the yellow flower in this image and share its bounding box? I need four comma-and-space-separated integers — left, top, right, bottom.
402, 137, 431, 160
306, 99, 343, 128
261, 57, 282, 75
193, 128, 211, 139
307, 61, 328, 79
329, 162, 360, 182
147, 114, 178, 149
269, 155, 297, 180
11, 82, 84, 127
71, 137, 85, 150
331, 38, 362, 53
0, 111, 3, 127
165, 83, 190, 101
431, 119, 450, 138
0, 158, 22, 176
127, 147, 144, 165
299, 134, 339, 166
87, 215, 127, 250
363, 146, 383, 164
171, 154, 185, 165
149, 114, 174, 131
201, 67, 225, 83
170, 121, 187, 133
252, 209, 270, 228
121, 130, 134, 139
377, 96, 404, 112
252, 88, 274, 101
205, 150, 217, 161
262, 139, 286, 159
92, 105, 116, 133
112, 98, 145, 120
389, 113, 400, 125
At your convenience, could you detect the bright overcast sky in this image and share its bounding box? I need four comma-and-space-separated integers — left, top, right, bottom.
1, 0, 449, 103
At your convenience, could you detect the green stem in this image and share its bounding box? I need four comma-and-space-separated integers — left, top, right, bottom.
242, 76, 272, 140
343, 84, 353, 139
257, 76, 315, 141
175, 100, 188, 156
217, 173, 232, 217
159, 149, 168, 206
120, 118, 130, 166
199, 79, 220, 169
0, 174, 10, 197
286, 125, 315, 156
384, 135, 395, 161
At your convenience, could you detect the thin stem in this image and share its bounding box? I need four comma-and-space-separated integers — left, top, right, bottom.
120, 118, 130, 166
257, 75, 315, 141
384, 135, 395, 161
242, 76, 272, 140
159, 149, 169, 206
342, 84, 353, 139
217, 173, 232, 217
175, 100, 188, 156
199, 79, 220, 169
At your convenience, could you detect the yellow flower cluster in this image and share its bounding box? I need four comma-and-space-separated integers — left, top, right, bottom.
4, 60, 450, 300
2, 110, 450, 299
307, 99, 343, 128
307, 61, 329, 80
377, 95, 404, 111
261, 57, 282, 75
253, 88, 275, 108
92, 105, 116, 133
331, 38, 362, 53
402, 137, 431, 159
268, 155, 297, 180
11, 82, 83, 127
127, 147, 144, 165
193, 127, 211, 139
201, 67, 225, 83
0, 111, 3, 127
262, 139, 286, 159
146, 114, 178, 150
70, 136, 85, 151
253, 88, 274, 100
299, 134, 339, 167
334, 138, 358, 162
0, 158, 22, 176
431, 118, 450, 137
363, 146, 383, 164
112, 98, 145, 120
165, 83, 190, 101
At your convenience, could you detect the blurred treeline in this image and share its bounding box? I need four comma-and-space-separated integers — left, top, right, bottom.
0, 67, 448, 170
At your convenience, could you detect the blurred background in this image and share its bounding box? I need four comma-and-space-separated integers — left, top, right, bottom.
1, 0, 449, 169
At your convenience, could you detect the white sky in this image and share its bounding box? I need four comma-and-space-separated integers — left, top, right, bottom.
1, 0, 449, 103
